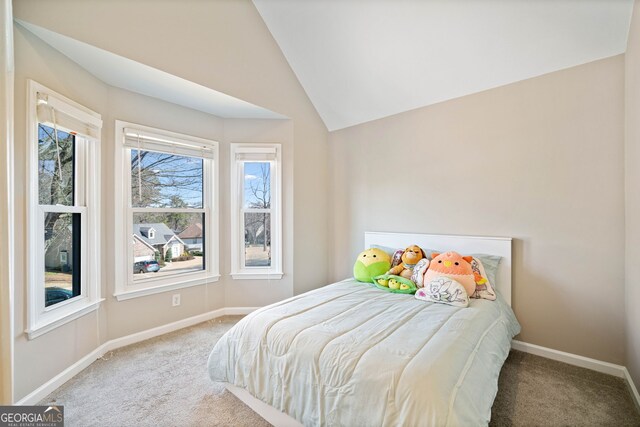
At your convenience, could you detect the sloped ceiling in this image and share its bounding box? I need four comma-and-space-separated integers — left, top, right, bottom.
16, 20, 286, 120
253, 0, 634, 131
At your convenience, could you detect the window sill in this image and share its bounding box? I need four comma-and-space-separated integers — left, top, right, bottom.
230, 272, 284, 280
114, 274, 221, 301
26, 298, 104, 340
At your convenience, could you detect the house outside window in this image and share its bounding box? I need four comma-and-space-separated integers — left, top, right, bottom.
178, 223, 204, 253
114, 121, 219, 300
26, 80, 103, 339
133, 224, 187, 263
230, 143, 282, 279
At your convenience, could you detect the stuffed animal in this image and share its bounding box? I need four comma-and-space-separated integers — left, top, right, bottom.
353, 248, 391, 282
423, 251, 476, 296
387, 245, 425, 279
372, 274, 417, 294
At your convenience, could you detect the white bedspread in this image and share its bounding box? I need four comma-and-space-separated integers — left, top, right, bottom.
208, 279, 520, 426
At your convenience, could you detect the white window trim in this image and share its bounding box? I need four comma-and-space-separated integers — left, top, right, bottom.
26, 80, 103, 340
230, 143, 283, 280
113, 121, 220, 301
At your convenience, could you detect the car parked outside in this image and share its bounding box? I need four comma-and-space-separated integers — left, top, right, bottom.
133, 260, 161, 274
45, 287, 73, 307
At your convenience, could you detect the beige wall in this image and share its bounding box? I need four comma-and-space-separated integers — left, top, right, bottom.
329, 55, 626, 364
625, 0, 640, 388
12, 0, 329, 401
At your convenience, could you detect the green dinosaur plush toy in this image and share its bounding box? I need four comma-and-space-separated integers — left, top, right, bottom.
353, 248, 391, 282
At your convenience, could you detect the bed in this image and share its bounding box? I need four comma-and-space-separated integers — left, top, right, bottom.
208, 232, 521, 426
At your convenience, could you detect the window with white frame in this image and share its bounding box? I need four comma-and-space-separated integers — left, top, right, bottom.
230, 144, 282, 279
27, 81, 103, 339
114, 121, 219, 300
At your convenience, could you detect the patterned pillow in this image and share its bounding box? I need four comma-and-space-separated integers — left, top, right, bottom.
410, 258, 430, 287
390, 248, 405, 269
415, 277, 469, 307
472, 254, 501, 288
469, 256, 499, 300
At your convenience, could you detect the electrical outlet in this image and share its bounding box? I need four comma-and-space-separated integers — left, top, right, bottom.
172, 294, 181, 307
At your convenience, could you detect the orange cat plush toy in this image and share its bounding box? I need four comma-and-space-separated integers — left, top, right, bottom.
423, 251, 476, 296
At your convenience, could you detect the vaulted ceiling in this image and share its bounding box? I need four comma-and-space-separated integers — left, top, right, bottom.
253, 0, 634, 131
16, 20, 285, 120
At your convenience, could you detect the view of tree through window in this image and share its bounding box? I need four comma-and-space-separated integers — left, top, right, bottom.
38, 124, 74, 206
130, 149, 205, 279
130, 149, 203, 208
243, 162, 271, 267
38, 124, 81, 306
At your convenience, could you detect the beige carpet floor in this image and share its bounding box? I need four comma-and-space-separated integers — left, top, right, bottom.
40, 316, 640, 426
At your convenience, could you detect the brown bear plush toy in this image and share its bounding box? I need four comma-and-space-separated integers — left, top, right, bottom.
387, 245, 425, 279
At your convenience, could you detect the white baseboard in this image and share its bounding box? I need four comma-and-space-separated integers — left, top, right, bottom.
624, 368, 640, 412
512, 340, 639, 409
15, 307, 259, 405
15, 343, 109, 406
224, 307, 261, 315
511, 340, 626, 377
106, 308, 227, 350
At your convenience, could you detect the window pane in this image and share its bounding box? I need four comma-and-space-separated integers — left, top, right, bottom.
132, 212, 205, 279
243, 162, 270, 209
131, 149, 203, 208
44, 212, 81, 307
244, 212, 271, 267
38, 124, 74, 206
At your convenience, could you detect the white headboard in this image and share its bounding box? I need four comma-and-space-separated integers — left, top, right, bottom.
364, 231, 512, 306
